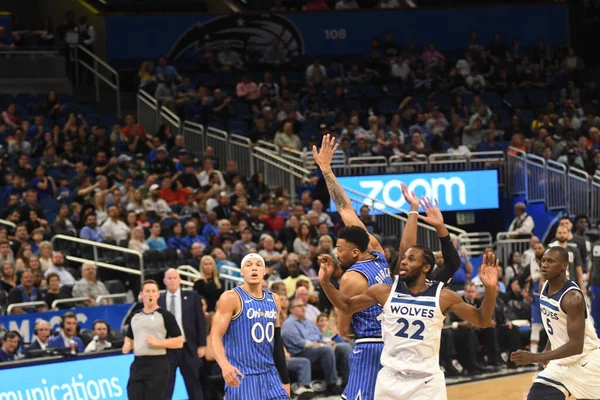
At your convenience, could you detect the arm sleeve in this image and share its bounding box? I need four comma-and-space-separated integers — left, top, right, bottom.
430, 235, 461, 284
126, 322, 134, 339
273, 327, 290, 384
161, 309, 183, 338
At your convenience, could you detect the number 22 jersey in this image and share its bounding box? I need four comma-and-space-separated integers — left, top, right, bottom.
379, 276, 445, 375
223, 287, 278, 375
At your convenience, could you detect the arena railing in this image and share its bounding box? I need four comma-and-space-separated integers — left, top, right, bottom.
495, 232, 531, 266
458, 232, 493, 256
567, 167, 591, 217
0, 218, 16, 232
389, 154, 429, 173
137, 89, 160, 135
182, 120, 205, 157
206, 126, 229, 161
592, 175, 600, 224
428, 153, 469, 172
159, 104, 182, 136
51, 297, 90, 310
6, 301, 47, 315
219, 265, 244, 290
525, 153, 546, 203
230, 133, 254, 177
50, 235, 145, 288
252, 146, 311, 201
545, 160, 568, 211
507, 148, 527, 197
96, 293, 129, 304
70, 45, 121, 118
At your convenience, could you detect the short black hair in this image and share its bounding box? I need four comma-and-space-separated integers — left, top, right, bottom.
574, 214, 588, 224
410, 244, 435, 271
338, 226, 370, 252
559, 216, 572, 222
548, 246, 569, 263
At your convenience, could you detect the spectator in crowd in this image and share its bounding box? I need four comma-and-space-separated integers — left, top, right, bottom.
79, 213, 105, 242
0, 262, 17, 294
274, 122, 301, 150
43, 252, 76, 286
48, 312, 84, 353
52, 204, 78, 236
147, 222, 167, 251
7, 269, 45, 314
128, 226, 150, 253
281, 298, 350, 396
507, 202, 535, 238
549, 225, 584, 289
28, 320, 51, 351
43, 272, 68, 309
447, 235, 473, 291
294, 286, 320, 322
72, 263, 111, 306
101, 204, 130, 242
144, 184, 177, 219
282, 253, 316, 298
193, 256, 224, 313
84, 320, 113, 353
0, 331, 20, 362
231, 227, 257, 260
217, 41, 243, 71
259, 234, 287, 273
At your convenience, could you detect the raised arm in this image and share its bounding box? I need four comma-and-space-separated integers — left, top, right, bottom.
398, 183, 419, 258
318, 254, 390, 314
313, 134, 383, 253
210, 291, 244, 387
511, 290, 586, 366
443, 253, 498, 327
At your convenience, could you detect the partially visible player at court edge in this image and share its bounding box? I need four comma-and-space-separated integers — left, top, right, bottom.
123, 280, 184, 400
210, 253, 290, 399
317, 236, 499, 400
511, 246, 600, 400
312, 134, 461, 400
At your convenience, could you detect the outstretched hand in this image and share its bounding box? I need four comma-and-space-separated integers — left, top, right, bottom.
317, 254, 336, 285
401, 183, 420, 210
417, 196, 444, 228
479, 252, 499, 290
312, 134, 338, 171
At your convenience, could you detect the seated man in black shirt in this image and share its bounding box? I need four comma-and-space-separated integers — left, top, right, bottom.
7, 269, 46, 314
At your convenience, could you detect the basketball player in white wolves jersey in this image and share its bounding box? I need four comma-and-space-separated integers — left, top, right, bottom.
511, 246, 600, 399
317, 250, 499, 400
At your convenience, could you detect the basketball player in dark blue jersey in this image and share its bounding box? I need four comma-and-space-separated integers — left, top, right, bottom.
313, 135, 460, 400
210, 253, 290, 399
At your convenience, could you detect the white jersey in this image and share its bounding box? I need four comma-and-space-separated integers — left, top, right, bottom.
379, 276, 445, 375
540, 280, 600, 365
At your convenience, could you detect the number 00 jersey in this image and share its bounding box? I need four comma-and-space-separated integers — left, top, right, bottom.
379, 276, 445, 375
223, 287, 278, 375
540, 280, 600, 365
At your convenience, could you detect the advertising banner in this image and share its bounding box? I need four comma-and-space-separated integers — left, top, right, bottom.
105, 5, 567, 61
0, 304, 131, 344
336, 170, 499, 214
0, 353, 187, 400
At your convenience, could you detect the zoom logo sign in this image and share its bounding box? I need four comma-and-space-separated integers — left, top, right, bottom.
336, 170, 499, 213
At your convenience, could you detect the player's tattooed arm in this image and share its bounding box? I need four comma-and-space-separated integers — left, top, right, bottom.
313, 134, 384, 254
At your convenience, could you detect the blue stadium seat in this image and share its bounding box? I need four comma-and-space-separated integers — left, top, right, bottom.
346, 86, 361, 99
15, 106, 30, 117
230, 102, 251, 119
493, 108, 511, 127
359, 84, 382, 99
376, 99, 397, 115
195, 73, 218, 86
16, 93, 35, 105
57, 93, 75, 104
99, 116, 120, 128
527, 90, 548, 106
41, 197, 59, 213
228, 120, 248, 136
481, 92, 502, 108
520, 110, 534, 125
461, 93, 474, 107
0, 94, 14, 106
433, 95, 451, 110
208, 121, 225, 130
383, 83, 402, 98
344, 99, 363, 112
78, 104, 97, 115
504, 92, 524, 107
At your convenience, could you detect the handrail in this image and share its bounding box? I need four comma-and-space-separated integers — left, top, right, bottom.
6, 301, 47, 314
253, 146, 311, 176
96, 294, 129, 304
0, 218, 16, 230
64, 256, 142, 276
0, 49, 60, 56
72, 44, 121, 118
51, 235, 144, 287
51, 297, 90, 310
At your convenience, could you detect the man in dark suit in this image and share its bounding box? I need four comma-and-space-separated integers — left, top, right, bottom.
159, 268, 207, 400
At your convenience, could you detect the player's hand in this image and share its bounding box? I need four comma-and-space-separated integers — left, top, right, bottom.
146, 334, 159, 347
122, 340, 133, 354
222, 363, 244, 387
312, 134, 338, 171
317, 254, 335, 284
417, 196, 444, 228
197, 346, 206, 358
479, 252, 499, 290
401, 183, 420, 211
283, 383, 291, 398
510, 350, 540, 366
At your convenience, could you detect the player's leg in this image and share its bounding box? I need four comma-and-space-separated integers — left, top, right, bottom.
224, 375, 260, 400
526, 383, 566, 400
374, 367, 421, 400
342, 343, 382, 400
264, 367, 290, 400
409, 371, 447, 400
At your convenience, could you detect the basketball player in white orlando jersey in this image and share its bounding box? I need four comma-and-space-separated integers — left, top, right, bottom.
317, 249, 499, 400
511, 246, 600, 399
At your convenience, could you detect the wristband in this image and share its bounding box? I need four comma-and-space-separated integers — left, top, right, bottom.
452, 322, 458, 329
408, 211, 419, 216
